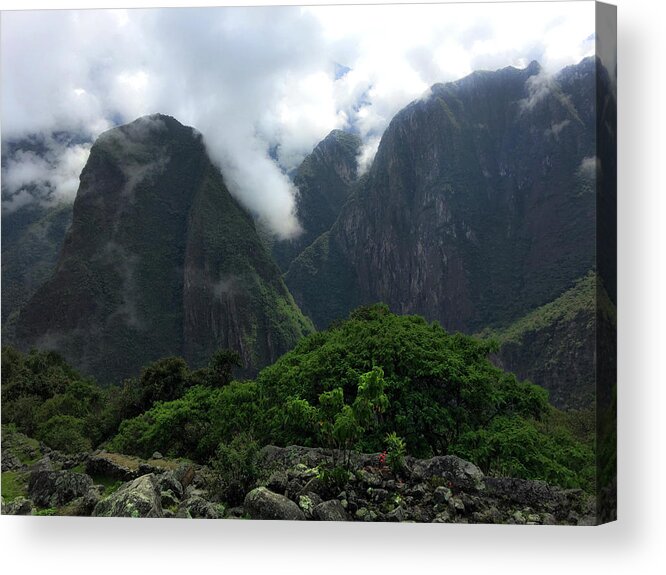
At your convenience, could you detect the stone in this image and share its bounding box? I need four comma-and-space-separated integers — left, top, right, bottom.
92, 474, 163, 518
3, 496, 34, 515
385, 506, 407, 522
28, 469, 94, 508
355, 507, 369, 520
298, 493, 323, 518
86, 452, 139, 482
161, 490, 181, 510
157, 471, 183, 500
176, 496, 223, 519
151, 452, 164, 460
73, 486, 103, 516
313, 499, 348, 521
433, 486, 453, 504
1, 450, 25, 472
298, 477, 324, 498
266, 471, 288, 494
368, 487, 389, 503
412, 455, 485, 492
175, 464, 196, 489
244, 487, 305, 521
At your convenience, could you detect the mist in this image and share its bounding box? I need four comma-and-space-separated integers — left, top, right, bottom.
2, 4, 596, 236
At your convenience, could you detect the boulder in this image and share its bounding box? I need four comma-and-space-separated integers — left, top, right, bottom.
314, 499, 348, 521
411, 455, 485, 492
266, 471, 288, 494
86, 452, 139, 481
1, 450, 25, 472
28, 469, 94, 508
3, 496, 34, 515
244, 487, 305, 521
176, 496, 223, 519
156, 471, 183, 500
92, 474, 163, 518
64, 485, 103, 516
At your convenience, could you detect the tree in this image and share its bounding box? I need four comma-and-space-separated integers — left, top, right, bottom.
208, 349, 242, 387
136, 356, 190, 411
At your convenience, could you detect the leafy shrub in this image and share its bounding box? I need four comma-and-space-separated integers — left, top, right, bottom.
384, 432, 407, 474
37, 415, 91, 454
209, 433, 259, 505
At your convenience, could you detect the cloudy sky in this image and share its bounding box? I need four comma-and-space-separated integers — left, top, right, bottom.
1, 1, 596, 237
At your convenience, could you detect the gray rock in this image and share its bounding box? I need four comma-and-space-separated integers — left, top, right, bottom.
412, 455, 485, 492
369, 487, 389, 503
298, 493, 323, 518
314, 499, 348, 521
151, 452, 164, 460
157, 471, 183, 500
244, 487, 305, 521
161, 490, 180, 510
433, 486, 453, 504
385, 506, 407, 522
66, 485, 103, 516
1, 450, 25, 472
86, 452, 138, 482
174, 464, 196, 489
28, 469, 94, 508
266, 471, 288, 494
176, 496, 223, 519
3, 496, 34, 515
92, 474, 163, 518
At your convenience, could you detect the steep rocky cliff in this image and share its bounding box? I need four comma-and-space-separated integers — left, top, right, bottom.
286, 58, 610, 332
483, 272, 616, 410
1, 202, 72, 333
15, 115, 313, 383
272, 129, 361, 271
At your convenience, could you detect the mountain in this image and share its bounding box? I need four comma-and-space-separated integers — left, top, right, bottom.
481, 272, 616, 410
272, 129, 361, 271
1, 133, 87, 332
14, 115, 313, 384
1, 202, 72, 335
286, 58, 610, 332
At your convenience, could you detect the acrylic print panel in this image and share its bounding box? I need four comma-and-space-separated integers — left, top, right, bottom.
0, 1, 616, 525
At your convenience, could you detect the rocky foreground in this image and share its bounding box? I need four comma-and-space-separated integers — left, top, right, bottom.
1, 429, 595, 524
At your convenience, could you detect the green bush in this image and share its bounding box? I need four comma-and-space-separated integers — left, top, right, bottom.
37, 415, 91, 454
385, 432, 407, 474
209, 433, 259, 505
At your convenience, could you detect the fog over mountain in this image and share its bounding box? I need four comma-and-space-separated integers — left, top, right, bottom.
2, 3, 598, 238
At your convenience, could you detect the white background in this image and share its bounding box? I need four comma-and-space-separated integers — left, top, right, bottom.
1, 1, 664, 573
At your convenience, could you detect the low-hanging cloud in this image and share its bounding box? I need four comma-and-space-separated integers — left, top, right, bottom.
1, 134, 91, 213
2, 3, 596, 235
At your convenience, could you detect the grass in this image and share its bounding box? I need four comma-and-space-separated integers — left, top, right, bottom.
89, 474, 123, 495
478, 272, 598, 344
1, 471, 29, 501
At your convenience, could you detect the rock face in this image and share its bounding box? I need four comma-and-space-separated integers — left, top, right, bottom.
92, 473, 163, 518
487, 272, 616, 409
286, 58, 614, 333
1, 202, 72, 336
250, 445, 596, 525
244, 486, 306, 521
28, 469, 93, 508
272, 130, 362, 271
14, 114, 313, 383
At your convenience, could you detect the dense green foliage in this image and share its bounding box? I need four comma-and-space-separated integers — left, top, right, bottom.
478, 271, 616, 411
257, 304, 548, 457
1, 201, 73, 330
209, 432, 260, 505
13, 115, 313, 385
1, 305, 596, 492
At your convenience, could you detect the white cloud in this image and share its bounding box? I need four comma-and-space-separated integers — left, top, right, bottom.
1, 2, 596, 234
1, 135, 91, 212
